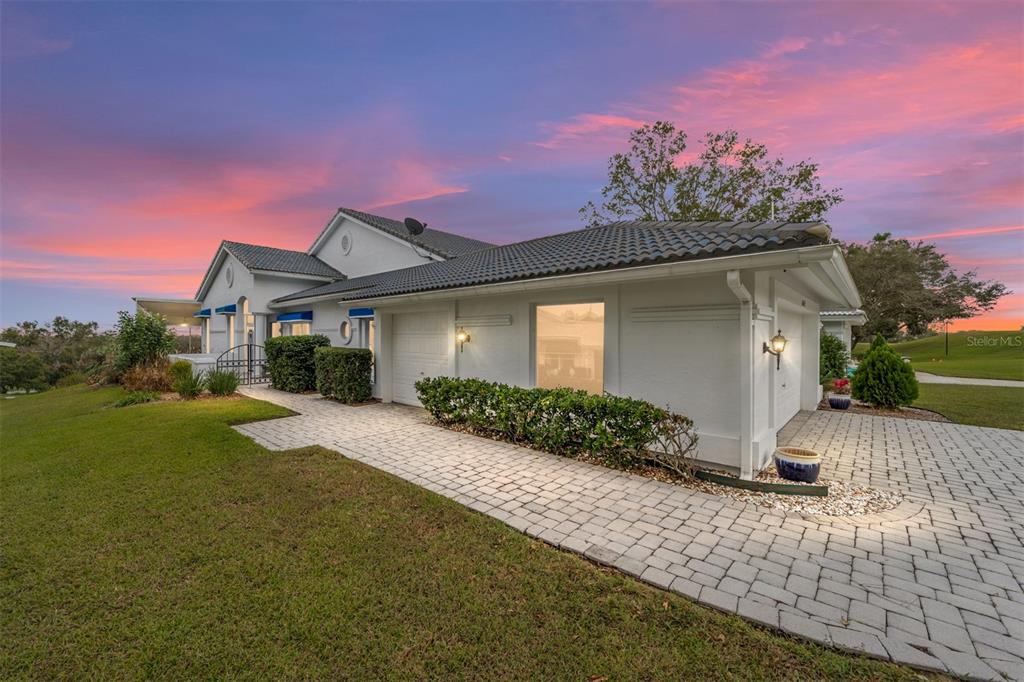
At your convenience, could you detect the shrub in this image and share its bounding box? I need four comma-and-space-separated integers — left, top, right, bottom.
55, 371, 89, 388
851, 335, 919, 408
0, 347, 48, 393
114, 310, 176, 371
2, 317, 111, 385
121, 358, 172, 392
113, 390, 160, 408
415, 377, 698, 472
315, 347, 373, 403
175, 371, 207, 399
169, 360, 194, 386
206, 370, 239, 396
265, 335, 330, 392
819, 331, 850, 383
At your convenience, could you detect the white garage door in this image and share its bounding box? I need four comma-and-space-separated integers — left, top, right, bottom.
774, 308, 804, 427
392, 311, 449, 406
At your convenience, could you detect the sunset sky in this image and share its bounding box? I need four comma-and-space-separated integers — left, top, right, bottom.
2, 1, 1022, 330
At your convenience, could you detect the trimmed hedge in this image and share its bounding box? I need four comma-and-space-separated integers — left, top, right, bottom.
415, 376, 698, 473
265, 335, 330, 393
851, 335, 919, 407
315, 347, 373, 403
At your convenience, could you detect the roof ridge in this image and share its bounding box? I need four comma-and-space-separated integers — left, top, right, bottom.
333, 206, 496, 258
222, 239, 313, 256
272, 220, 832, 305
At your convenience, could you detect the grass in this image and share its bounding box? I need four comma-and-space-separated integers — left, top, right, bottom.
854, 330, 1023, 381
0, 387, 939, 681
913, 383, 1024, 431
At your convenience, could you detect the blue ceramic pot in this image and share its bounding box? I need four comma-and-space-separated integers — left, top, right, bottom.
774, 447, 822, 483
828, 396, 851, 410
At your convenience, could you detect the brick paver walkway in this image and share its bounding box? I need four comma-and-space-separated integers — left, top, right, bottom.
237, 387, 1024, 681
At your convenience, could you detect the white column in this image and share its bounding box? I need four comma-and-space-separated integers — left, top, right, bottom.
378, 313, 393, 403
726, 271, 755, 480
253, 313, 269, 347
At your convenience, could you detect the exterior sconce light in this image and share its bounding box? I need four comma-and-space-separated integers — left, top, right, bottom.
763, 329, 788, 370
455, 326, 471, 352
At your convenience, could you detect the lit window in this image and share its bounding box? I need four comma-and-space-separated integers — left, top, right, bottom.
535, 302, 604, 394
289, 322, 311, 336
340, 320, 352, 344
270, 322, 281, 338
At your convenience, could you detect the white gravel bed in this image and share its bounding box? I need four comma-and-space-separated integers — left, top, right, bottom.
679, 468, 904, 517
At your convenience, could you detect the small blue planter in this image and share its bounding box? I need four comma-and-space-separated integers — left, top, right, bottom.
828, 396, 851, 410
774, 447, 822, 484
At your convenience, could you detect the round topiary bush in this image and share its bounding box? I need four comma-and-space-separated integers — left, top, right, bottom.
851, 335, 919, 408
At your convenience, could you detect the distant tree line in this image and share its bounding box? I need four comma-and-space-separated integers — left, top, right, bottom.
0, 312, 188, 393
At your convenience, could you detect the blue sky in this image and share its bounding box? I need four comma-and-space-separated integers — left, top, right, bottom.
2, 1, 1022, 329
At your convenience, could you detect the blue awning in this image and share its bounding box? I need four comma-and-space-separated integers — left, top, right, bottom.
347, 307, 375, 319
215, 304, 236, 315
193, 308, 211, 318
276, 311, 313, 322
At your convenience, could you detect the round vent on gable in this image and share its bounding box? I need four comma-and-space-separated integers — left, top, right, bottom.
225, 265, 234, 288
340, 230, 353, 255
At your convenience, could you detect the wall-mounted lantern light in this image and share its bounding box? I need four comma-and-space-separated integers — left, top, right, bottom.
455, 326, 471, 352
762, 329, 788, 370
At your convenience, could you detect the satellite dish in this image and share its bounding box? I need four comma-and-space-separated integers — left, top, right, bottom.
404, 217, 426, 235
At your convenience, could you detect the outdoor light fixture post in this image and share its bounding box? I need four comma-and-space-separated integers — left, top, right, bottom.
762, 329, 788, 370
455, 326, 470, 352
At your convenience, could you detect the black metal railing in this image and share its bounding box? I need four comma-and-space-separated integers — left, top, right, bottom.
215, 344, 269, 385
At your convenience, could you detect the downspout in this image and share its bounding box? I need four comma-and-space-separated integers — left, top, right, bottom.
726, 271, 755, 480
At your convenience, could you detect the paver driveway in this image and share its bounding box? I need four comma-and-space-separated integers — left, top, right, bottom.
236, 386, 1024, 681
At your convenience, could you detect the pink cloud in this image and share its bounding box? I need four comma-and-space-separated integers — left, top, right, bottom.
948, 292, 1024, 332
533, 113, 647, 151
0, 259, 197, 296
907, 225, 1023, 240
761, 37, 812, 59
365, 159, 468, 209
661, 38, 1023, 152
1, 114, 470, 294
530, 33, 1022, 163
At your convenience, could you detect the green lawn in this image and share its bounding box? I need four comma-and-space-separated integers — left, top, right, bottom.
854, 330, 1023, 381
1, 387, 937, 681
914, 383, 1024, 431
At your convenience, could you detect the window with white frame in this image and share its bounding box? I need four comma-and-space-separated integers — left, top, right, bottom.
535, 302, 604, 394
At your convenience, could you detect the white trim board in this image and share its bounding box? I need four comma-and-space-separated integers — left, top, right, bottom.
455, 314, 513, 327
629, 304, 739, 323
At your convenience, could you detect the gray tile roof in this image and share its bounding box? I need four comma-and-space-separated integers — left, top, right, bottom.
820, 309, 866, 317
222, 241, 344, 279
335, 207, 495, 258
274, 220, 830, 304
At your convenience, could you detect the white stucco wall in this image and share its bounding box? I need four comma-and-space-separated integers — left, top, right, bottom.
311, 215, 438, 278
371, 267, 824, 473
198, 252, 331, 355
199, 251, 252, 355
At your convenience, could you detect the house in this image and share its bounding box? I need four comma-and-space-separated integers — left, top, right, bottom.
820, 309, 867, 354
135, 208, 861, 478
